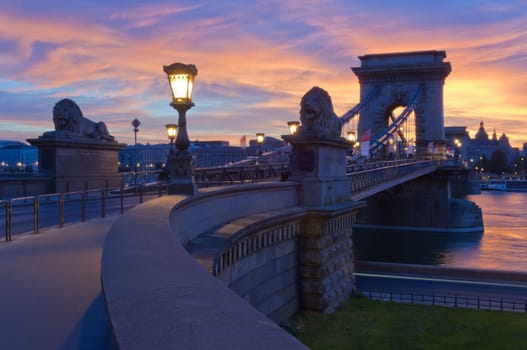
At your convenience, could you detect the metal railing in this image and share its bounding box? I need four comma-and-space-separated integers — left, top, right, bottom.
194, 163, 289, 186
360, 289, 527, 313
1, 184, 167, 242
348, 159, 438, 195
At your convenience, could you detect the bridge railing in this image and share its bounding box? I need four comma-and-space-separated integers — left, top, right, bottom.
348, 159, 438, 194
360, 289, 527, 313
1, 186, 165, 242
194, 163, 289, 186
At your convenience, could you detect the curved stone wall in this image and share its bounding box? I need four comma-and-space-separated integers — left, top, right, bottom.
101, 183, 308, 350
170, 182, 299, 243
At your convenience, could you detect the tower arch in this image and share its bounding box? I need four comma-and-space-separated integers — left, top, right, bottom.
351, 50, 451, 158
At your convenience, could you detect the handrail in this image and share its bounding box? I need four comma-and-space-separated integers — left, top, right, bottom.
361, 289, 527, 313
38, 193, 63, 229
0, 200, 10, 242
10, 196, 39, 234
2, 185, 164, 242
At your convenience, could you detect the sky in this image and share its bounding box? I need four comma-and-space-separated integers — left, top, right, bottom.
1, 0, 527, 148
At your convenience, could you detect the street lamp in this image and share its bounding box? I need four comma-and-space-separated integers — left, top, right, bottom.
164, 62, 197, 152
287, 121, 300, 135
165, 124, 178, 155
347, 131, 356, 142
131, 118, 140, 186
163, 62, 198, 194
256, 133, 265, 156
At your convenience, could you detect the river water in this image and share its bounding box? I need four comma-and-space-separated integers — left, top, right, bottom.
353, 191, 527, 272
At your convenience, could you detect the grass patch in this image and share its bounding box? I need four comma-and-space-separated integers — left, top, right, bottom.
289, 295, 527, 350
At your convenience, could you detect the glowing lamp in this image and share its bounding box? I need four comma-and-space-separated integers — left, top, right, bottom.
163, 63, 197, 106
287, 121, 300, 135
166, 124, 178, 141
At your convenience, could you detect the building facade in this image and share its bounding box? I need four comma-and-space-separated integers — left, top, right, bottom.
0, 140, 39, 172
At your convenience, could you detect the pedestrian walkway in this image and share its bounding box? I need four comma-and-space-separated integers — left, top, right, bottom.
0, 216, 118, 350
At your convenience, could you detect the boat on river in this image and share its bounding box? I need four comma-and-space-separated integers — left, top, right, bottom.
481, 179, 527, 192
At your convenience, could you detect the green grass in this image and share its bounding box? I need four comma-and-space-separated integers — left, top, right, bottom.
289, 296, 527, 350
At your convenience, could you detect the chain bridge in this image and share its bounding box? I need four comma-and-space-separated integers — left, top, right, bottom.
2, 50, 486, 350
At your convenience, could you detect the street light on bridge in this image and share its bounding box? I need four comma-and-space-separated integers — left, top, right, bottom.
165, 124, 178, 155
347, 131, 356, 142
256, 133, 265, 156
163, 62, 198, 194
287, 121, 300, 135
131, 118, 141, 186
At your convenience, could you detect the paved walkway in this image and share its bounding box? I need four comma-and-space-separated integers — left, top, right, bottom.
0, 216, 118, 350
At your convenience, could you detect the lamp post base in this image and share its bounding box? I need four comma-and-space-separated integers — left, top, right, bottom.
166, 152, 196, 195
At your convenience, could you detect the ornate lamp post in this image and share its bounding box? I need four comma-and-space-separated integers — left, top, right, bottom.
163, 62, 198, 194
287, 121, 300, 135
256, 132, 265, 156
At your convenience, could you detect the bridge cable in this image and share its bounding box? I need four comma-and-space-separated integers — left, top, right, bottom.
369, 85, 424, 156
339, 86, 380, 126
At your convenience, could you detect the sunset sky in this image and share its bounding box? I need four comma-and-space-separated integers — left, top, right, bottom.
1, 0, 527, 147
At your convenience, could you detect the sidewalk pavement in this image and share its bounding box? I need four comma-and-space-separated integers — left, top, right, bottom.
0, 216, 118, 350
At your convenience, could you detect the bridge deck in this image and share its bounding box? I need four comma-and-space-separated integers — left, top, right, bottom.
0, 217, 117, 350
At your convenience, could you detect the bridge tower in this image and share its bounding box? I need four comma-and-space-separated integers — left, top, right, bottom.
352, 50, 451, 158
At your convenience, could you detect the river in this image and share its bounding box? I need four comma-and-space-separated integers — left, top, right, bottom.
353, 191, 527, 272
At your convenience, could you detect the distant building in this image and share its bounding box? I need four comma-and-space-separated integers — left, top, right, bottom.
119, 140, 246, 170
0, 140, 38, 172
118, 137, 288, 171
446, 121, 517, 171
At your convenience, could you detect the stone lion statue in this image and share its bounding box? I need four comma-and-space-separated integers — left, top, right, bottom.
49, 98, 115, 141
299, 86, 342, 138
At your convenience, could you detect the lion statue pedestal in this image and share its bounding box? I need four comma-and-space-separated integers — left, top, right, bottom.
28, 99, 126, 193
282, 87, 364, 315
283, 86, 351, 207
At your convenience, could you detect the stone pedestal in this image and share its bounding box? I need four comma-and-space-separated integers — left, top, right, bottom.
27, 136, 126, 193
284, 131, 365, 313
166, 152, 196, 195
284, 134, 351, 207
298, 205, 362, 313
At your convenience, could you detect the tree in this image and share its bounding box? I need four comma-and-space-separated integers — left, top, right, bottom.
489, 149, 509, 174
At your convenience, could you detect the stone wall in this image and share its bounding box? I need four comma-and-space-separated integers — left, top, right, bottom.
215, 220, 301, 323
102, 193, 308, 350
298, 207, 358, 313
0, 176, 53, 199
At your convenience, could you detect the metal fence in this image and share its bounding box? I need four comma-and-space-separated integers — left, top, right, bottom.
1, 184, 166, 242
359, 289, 527, 313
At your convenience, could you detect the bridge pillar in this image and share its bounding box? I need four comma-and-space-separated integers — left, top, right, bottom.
284, 117, 364, 313
357, 175, 483, 231
285, 136, 351, 207
298, 207, 359, 313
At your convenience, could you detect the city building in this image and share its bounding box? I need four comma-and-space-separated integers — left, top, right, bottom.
119, 141, 246, 170
446, 121, 519, 173
0, 140, 38, 172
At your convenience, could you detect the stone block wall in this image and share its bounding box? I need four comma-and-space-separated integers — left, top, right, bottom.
298, 208, 358, 313
214, 219, 301, 324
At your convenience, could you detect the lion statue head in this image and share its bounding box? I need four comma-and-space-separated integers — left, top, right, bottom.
299, 86, 342, 138
53, 98, 83, 133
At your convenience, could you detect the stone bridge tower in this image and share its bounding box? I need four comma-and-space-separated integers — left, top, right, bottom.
352, 50, 451, 158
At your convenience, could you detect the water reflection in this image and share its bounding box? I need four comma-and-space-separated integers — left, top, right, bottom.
353, 191, 527, 272
353, 228, 483, 265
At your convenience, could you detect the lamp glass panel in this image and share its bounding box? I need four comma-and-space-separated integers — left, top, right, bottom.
169, 73, 190, 100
